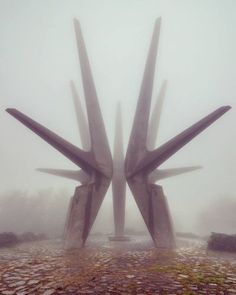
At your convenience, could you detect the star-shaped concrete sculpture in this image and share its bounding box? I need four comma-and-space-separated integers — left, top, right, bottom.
6, 18, 231, 249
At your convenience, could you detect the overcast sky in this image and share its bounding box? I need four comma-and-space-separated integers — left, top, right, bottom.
0, 0, 235, 234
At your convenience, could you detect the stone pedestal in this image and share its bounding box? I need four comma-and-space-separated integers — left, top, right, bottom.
108, 236, 130, 242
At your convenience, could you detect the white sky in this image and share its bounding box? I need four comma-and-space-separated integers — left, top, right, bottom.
0, 0, 235, 234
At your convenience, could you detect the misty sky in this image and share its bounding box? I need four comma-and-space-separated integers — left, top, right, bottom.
0, 0, 235, 234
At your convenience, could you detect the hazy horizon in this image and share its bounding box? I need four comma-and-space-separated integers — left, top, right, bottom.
0, 0, 235, 236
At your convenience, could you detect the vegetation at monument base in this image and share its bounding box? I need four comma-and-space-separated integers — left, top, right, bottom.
0, 189, 69, 238
208, 232, 236, 252
0, 232, 18, 247
0, 232, 48, 248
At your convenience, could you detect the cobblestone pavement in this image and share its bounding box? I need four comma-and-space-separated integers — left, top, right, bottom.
0, 236, 236, 294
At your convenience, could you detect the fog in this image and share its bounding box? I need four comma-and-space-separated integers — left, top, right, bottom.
0, 0, 235, 237
0, 189, 70, 237
198, 195, 236, 236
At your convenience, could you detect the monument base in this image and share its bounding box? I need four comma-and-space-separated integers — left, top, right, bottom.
109, 236, 130, 242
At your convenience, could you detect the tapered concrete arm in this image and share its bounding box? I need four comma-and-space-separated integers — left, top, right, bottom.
6, 108, 101, 174
37, 168, 90, 183
126, 18, 161, 172
149, 166, 202, 182
112, 103, 126, 236
74, 19, 112, 177
130, 106, 231, 176
113, 102, 124, 164
147, 80, 167, 150
70, 81, 90, 151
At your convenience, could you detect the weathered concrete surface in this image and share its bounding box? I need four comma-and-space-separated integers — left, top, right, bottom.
127, 175, 175, 249
64, 177, 111, 248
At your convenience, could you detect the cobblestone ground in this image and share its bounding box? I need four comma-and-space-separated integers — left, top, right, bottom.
0, 236, 236, 294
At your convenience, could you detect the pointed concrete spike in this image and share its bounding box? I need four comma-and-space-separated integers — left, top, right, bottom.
74, 19, 112, 177
113, 102, 124, 162
63, 20, 113, 249
147, 80, 167, 150
6, 108, 101, 174
149, 166, 202, 182
132, 106, 231, 176
70, 81, 90, 151
126, 18, 161, 173
112, 102, 126, 236
37, 168, 89, 183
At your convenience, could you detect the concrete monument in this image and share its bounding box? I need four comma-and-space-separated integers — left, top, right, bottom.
6, 18, 231, 249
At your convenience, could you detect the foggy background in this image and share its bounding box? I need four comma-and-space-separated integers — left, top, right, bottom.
0, 0, 235, 237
